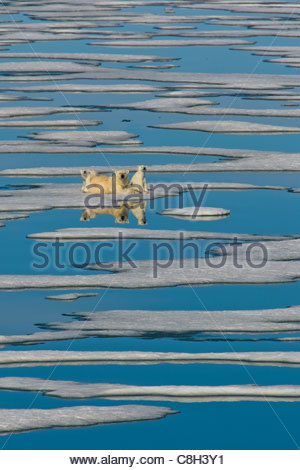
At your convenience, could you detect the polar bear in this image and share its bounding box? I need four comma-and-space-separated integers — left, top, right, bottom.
128, 201, 147, 225
80, 203, 130, 224
80, 169, 130, 194
130, 165, 148, 193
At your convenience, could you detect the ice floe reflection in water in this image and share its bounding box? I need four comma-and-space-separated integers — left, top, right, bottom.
2, 0, 300, 451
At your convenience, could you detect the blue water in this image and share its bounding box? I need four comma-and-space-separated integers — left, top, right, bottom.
0, 0, 300, 450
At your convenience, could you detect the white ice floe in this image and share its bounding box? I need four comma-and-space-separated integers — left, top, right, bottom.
157, 90, 216, 98
43, 305, 300, 336
0, 107, 98, 119
1, 144, 300, 164
0, 377, 300, 403
107, 97, 217, 111
29, 130, 141, 145
0, 350, 300, 367
0, 73, 87, 82
130, 64, 178, 69
0, 145, 285, 159
2, 67, 300, 92
0, 32, 136, 46
90, 39, 254, 47
45, 292, 98, 301
178, 106, 300, 117
27, 227, 287, 242
0, 213, 28, 221
176, 3, 300, 15
112, 98, 300, 116
0, 52, 175, 63
0, 405, 175, 435
222, 238, 300, 262
0, 180, 287, 213
155, 25, 196, 30
0, 120, 101, 128
0, 61, 98, 74
157, 29, 300, 40
0, 142, 97, 154
0, 255, 299, 290
64, 68, 300, 91
2, 306, 300, 345
0, 93, 51, 102
6, 155, 299, 173
157, 207, 230, 219
247, 94, 300, 101
3, 84, 168, 94
152, 120, 300, 134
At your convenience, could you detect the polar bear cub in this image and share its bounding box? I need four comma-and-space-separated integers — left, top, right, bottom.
130, 165, 148, 193
80, 169, 130, 194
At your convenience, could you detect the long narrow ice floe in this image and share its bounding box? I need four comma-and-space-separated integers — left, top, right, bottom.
221, 238, 300, 262
0, 52, 176, 63
0, 61, 98, 73
0, 256, 300, 289
2, 306, 300, 346
151, 120, 300, 134
0, 405, 176, 435
0, 181, 287, 213
0, 120, 101, 128
106, 97, 300, 117
1, 144, 300, 172
90, 39, 255, 47
0, 213, 28, 221
0, 350, 300, 367
0, 106, 98, 119
0, 93, 51, 102
3, 84, 168, 94
45, 293, 98, 301
0, 377, 299, 403
27, 227, 288, 241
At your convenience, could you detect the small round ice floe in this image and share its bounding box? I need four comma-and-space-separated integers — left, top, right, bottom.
157, 206, 230, 220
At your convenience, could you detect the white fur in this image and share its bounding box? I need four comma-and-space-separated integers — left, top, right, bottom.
130, 165, 148, 193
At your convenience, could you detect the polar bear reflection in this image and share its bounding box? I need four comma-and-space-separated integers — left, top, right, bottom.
80, 201, 147, 225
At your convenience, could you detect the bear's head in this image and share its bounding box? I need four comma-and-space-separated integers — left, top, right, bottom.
115, 169, 129, 187
138, 165, 147, 172
80, 169, 97, 181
